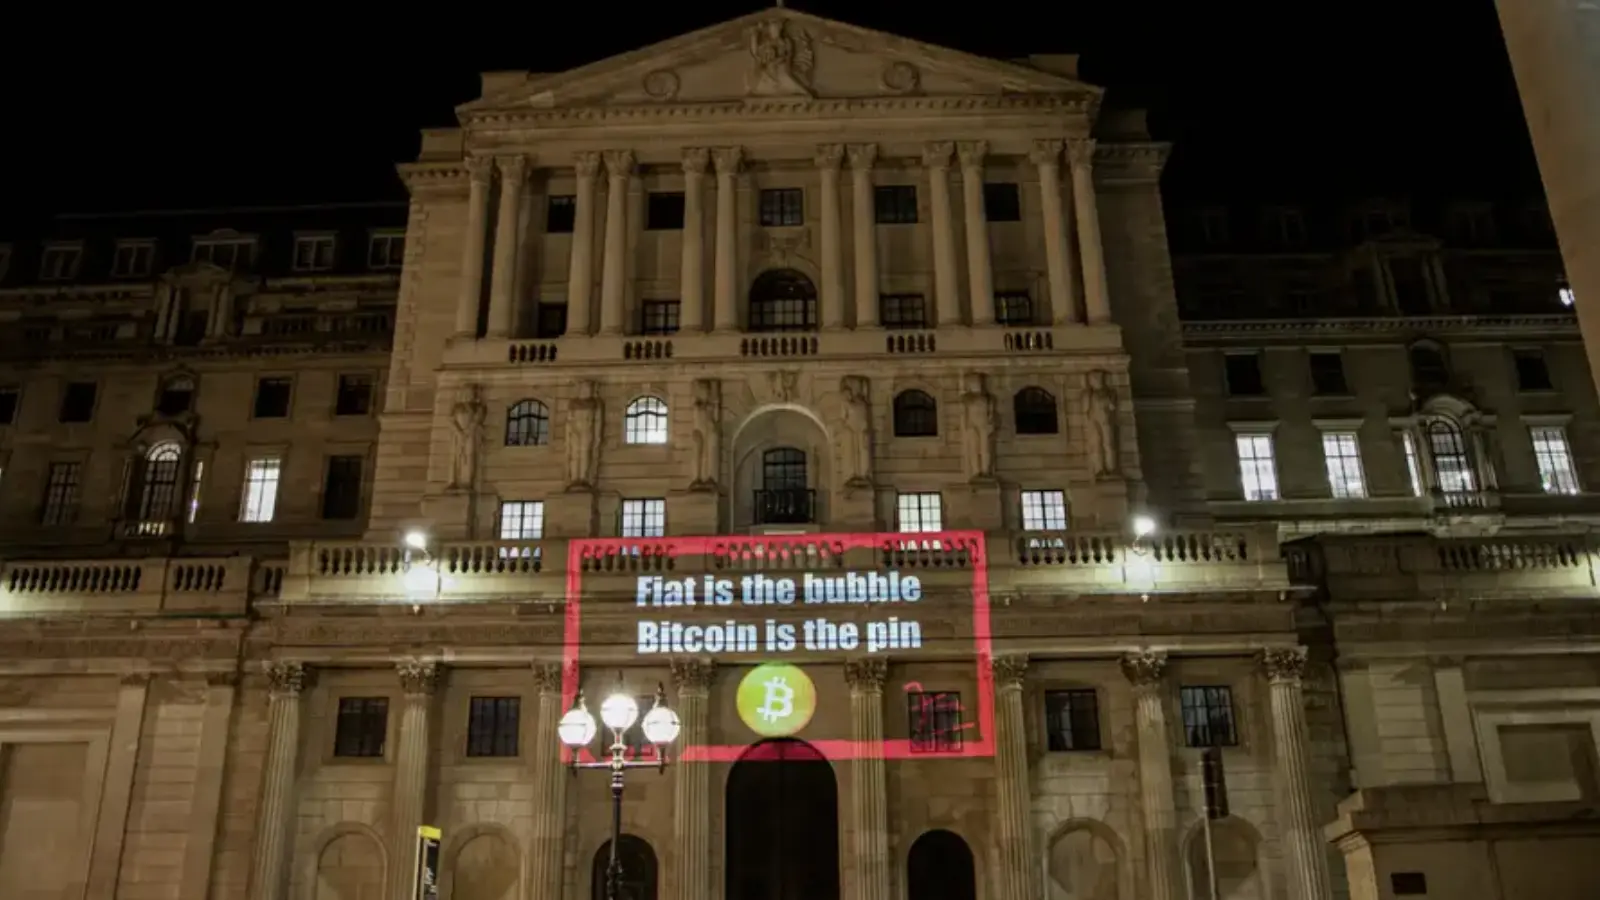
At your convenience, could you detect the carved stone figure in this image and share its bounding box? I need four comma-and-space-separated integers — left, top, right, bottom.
960, 372, 998, 481
448, 384, 486, 490
746, 19, 814, 97
1084, 370, 1121, 479
768, 370, 799, 404
838, 376, 873, 486
690, 378, 722, 489
566, 381, 603, 489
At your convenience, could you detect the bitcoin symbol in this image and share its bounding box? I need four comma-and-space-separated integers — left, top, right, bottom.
757, 677, 795, 723
737, 663, 816, 737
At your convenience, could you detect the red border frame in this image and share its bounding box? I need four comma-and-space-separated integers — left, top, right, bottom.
562, 530, 994, 762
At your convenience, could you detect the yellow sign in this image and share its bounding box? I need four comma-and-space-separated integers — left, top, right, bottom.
736, 663, 817, 738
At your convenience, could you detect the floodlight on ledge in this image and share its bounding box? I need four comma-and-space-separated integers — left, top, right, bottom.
403, 530, 429, 551
1132, 515, 1157, 539
558, 694, 599, 748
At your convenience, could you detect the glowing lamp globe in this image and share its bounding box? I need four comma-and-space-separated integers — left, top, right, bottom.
558, 703, 598, 748
600, 692, 640, 731
641, 701, 681, 745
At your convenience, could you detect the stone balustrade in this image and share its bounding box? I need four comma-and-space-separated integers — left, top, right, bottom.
1284, 531, 1599, 601
0, 555, 280, 617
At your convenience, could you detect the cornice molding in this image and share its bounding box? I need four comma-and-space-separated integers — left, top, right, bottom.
460, 93, 1090, 129
1181, 313, 1580, 340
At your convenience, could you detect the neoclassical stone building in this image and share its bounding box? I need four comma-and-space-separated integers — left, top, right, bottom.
0, 9, 1598, 900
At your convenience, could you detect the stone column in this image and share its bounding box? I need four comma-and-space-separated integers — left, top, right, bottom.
816, 144, 847, 330
1121, 650, 1180, 900
566, 152, 601, 337
529, 663, 570, 900
923, 141, 962, 327
454, 157, 493, 336
958, 141, 996, 326
1031, 140, 1079, 326
848, 143, 881, 328
670, 659, 716, 900
1261, 648, 1334, 900
390, 659, 441, 900
991, 655, 1036, 900
679, 149, 710, 333
843, 659, 891, 900
485, 154, 527, 339
712, 147, 744, 332
599, 149, 634, 335
247, 662, 309, 900
1067, 139, 1113, 325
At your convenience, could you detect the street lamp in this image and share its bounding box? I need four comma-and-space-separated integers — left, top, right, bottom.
559, 678, 681, 900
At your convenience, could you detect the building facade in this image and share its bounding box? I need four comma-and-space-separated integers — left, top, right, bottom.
0, 9, 1597, 900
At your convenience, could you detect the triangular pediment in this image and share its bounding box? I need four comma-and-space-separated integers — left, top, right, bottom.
460, 10, 1097, 115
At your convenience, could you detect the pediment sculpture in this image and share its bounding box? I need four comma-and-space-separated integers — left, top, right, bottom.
747, 18, 815, 98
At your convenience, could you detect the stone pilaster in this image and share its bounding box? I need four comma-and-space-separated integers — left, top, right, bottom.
670, 658, 716, 900
247, 662, 309, 900
454, 157, 493, 336
1260, 648, 1334, 900
711, 147, 744, 332
679, 149, 709, 333
991, 655, 1036, 900
816, 144, 847, 330
599, 150, 634, 335
847, 143, 881, 329
390, 659, 441, 900
957, 141, 996, 326
485, 154, 527, 338
529, 663, 570, 900
566, 152, 601, 336
923, 141, 961, 326
1121, 650, 1179, 900
1067, 139, 1112, 325
1030, 140, 1079, 325
845, 658, 891, 900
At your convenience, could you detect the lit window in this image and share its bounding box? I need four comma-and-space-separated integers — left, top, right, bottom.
1402, 432, 1424, 497
1321, 432, 1367, 499
239, 457, 282, 523
624, 397, 669, 445
621, 498, 666, 538
1020, 489, 1068, 530
1426, 421, 1476, 494
1559, 285, 1575, 308
292, 235, 336, 272
896, 492, 943, 550
1530, 426, 1581, 495
505, 400, 550, 446
499, 501, 545, 540
136, 441, 184, 525
1235, 433, 1279, 501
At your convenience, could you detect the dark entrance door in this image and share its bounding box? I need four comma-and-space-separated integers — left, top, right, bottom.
725, 738, 839, 900
906, 830, 977, 900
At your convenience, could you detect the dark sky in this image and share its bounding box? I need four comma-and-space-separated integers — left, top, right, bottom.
0, 1, 1538, 233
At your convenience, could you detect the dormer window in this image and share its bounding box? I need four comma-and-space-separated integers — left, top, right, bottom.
192, 237, 256, 271
39, 244, 82, 281
1198, 208, 1229, 246
1267, 208, 1305, 246
368, 231, 405, 269
293, 235, 336, 272
111, 241, 155, 278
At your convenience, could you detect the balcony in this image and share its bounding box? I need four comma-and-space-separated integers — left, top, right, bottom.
0, 556, 282, 617
1284, 531, 1598, 602
753, 488, 816, 526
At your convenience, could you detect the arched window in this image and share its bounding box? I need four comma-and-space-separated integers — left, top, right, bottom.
592, 834, 657, 900
505, 399, 550, 446
893, 390, 938, 437
137, 441, 184, 522
1426, 419, 1476, 494
748, 269, 818, 333
624, 396, 669, 445
756, 447, 813, 525
1013, 387, 1059, 435
156, 375, 195, 417
1409, 341, 1450, 391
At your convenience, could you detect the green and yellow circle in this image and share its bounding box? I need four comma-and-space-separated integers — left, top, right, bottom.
736, 663, 818, 738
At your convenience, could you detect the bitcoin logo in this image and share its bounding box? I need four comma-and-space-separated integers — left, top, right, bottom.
736, 663, 817, 738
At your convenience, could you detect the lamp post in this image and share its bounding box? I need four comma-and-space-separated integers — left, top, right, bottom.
559, 679, 681, 900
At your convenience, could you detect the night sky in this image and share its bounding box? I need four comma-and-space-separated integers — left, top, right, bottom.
0, 1, 1538, 234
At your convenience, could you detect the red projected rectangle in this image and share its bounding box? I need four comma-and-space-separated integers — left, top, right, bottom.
562, 530, 994, 763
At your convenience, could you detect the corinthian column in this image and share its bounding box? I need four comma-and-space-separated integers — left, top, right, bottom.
247, 662, 309, 900
923, 141, 962, 327
529, 663, 570, 900
844, 659, 891, 900
1031, 140, 1079, 326
1261, 648, 1334, 900
454, 157, 493, 336
389, 659, 440, 900
712, 147, 744, 332
567, 152, 602, 336
486, 154, 527, 338
1121, 651, 1179, 900
1067, 139, 1112, 325
670, 658, 716, 900
957, 141, 996, 326
679, 149, 709, 333
816, 144, 847, 330
599, 149, 634, 335
991, 655, 1036, 900
847, 144, 880, 328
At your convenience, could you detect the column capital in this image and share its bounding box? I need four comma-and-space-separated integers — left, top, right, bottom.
670, 657, 717, 693
682, 147, 710, 175
1029, 139, 1065, 168
990, 654, 1028, 689
956, 140, 989, 170
265, 661, 309, 697
1119, 649, 1168, 690
844, 657, 888, 692
1258, 646, 1309, 684
496, 154, 528, 183
532, 662, 566, 695
465, 155, 495, 185
602, 149, 635, 179
712, 146, 745, 175
921, 141, 955, 171
814, 143, 845, 171
846, 142, 878, 171
396, 658, 442, 696
1066, 138, 1097, 168
573, 151, 602, 178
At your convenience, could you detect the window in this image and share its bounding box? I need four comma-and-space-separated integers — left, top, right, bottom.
624, 396, 669, 445
1223, 354, 1265, 396
646, 192, 685, 230
1044, 689, 1102, 752
505, 399, 550, 446
1530, 425, 1580, 494
748, 269, 818, 332
896, 492, 943, 533
466, 696, 521, 758
1308, 352, 1348, 396
1513, 349, 1553, 392
640, 300, 681, 335
1321, 432, 1367, 499
995, 292, 1034, 326
0, 388, 18, 425
188, 460, 205, 523
621, 498, 666, 538
135, 441, 184, 524
499, 501, 545, 540
1235, 433, 1279, 501
253, 377, 292, 418
1402, 431, 1424, 497
546, 196, 576, 233
39, 245, 81, 281
1409, 343, 1450, 390
239, 457, 282, 523
1390, 873, 1428, 896
1198, 208, 1229, 245
1269, 208, 1306, 246
879, 294, 928, 329
1020, 489, 1068, 530
874, 185, 918, 224
41, 462, 81, 525
892, 390, 938, 437
192, 239, 254, 270
333, 697, 388, 758
1427, 421, 1476, 494
535, 303, 568, 338
59, 382, 97, 423
156, 376, 195, 416
983, 183, 1021, 222
1013, 387, 1059, 435
321, 455, 364, 520
292, 235, 336, 272
1180, 686, 1238, 747
111, 241, 154, 277
755, 449, 811, 525
758, 188, 803, 227
335, 375, 374, 416
908, 691, 963, 753
368, 232, 405, 269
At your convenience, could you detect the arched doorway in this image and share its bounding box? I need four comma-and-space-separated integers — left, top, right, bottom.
725, 738, 839, 900
748, 269, 818, 332
907, 829, 976, 900
591, 834, 657, 900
